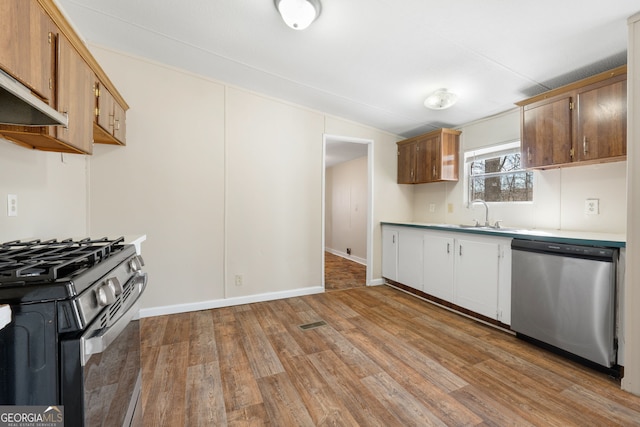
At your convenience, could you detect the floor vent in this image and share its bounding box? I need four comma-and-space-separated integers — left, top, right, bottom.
298, 320, 327, 330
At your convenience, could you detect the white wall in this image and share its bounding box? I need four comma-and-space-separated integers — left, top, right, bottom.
0, 142, 88, 241
86, 45, 406, 314
87, 47, 226, 310
623, 11, 640, 396
325, 156, 368, 261
225, 87, 325, 298
412, 109, 627, 233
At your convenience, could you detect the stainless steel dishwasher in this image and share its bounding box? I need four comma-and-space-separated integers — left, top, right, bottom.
511, 239, 618, 370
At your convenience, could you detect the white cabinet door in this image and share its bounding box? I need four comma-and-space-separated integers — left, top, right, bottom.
423, 234, 454, 301
382, 226, 398, 281
455, 238, 500, 319
397, 229, 424, 290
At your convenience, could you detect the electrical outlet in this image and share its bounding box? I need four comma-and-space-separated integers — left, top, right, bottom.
429, 203, 435, 213
346, 248, 351, 255
7, 194, 17, 217
234, 274, 243, 286
585, 198, 599, 215
447, 203, 453, 213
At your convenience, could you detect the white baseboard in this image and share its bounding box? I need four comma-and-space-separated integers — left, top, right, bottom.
325, 248, 366, 265
368, 278, 385, 286
140, 286, 324, 318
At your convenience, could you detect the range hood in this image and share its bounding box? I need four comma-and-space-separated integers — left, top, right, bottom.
0, 70, 68, 127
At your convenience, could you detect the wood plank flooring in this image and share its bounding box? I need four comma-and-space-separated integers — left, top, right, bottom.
324, 252, 366, 291
140, 285, 640, 426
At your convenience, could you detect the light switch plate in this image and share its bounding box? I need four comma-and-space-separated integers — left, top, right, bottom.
585, 198, 599, 215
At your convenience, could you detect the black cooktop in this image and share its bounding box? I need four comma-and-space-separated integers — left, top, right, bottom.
0, 237, 134, 303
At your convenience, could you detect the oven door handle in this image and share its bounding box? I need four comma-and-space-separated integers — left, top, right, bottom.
81, 273, 147, 366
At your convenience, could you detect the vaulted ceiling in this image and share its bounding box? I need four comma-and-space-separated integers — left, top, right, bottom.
58, 0, 638, 138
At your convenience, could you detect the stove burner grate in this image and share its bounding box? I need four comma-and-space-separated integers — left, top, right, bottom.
0, 237, 126, 283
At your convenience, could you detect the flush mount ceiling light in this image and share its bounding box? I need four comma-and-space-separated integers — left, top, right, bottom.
274, 0, 321, 30
424, 88, 458, 110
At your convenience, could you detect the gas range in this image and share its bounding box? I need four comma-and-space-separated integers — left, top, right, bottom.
0, 237, 147, 426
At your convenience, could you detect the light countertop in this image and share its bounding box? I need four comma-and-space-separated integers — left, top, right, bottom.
381, 222, 626, 248
0, 305, 11, 331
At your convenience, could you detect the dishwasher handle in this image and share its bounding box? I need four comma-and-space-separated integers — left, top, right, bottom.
511, 239, 616, 262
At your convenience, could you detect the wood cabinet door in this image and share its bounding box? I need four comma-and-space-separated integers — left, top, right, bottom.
0, 0, 55, 102
424, 134, 441, 182
96, 82, 115, 134
56, 35, 94, 153
522, 96, 572, 168
397, 142, 415, 184
415, 137, 430, 182
113, 101, 127, 144
575, 77, 627, 162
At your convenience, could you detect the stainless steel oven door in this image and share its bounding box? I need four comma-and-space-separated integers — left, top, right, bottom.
79, 272, 146, 427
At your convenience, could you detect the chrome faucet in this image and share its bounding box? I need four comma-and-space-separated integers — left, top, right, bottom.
471, 199, 490, 227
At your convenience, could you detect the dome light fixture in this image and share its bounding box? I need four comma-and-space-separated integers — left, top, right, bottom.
274, 0, 321, 30
424, 88, 458, 110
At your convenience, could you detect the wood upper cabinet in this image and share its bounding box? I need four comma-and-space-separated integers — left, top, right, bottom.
0, 0, 55, 102
94, 82, 127, 145
397, 128, 461, 184
0, 0, 128, 154
397, 137, 418, 183
517, 66, 626, 169
521, 95, 572, 168
56, 34, 94, 153
574, 75, 626, 162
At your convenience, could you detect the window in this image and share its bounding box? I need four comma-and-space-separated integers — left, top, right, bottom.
465, 141, 533, 203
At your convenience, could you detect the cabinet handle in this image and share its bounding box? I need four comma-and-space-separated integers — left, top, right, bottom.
115, 119, 120, 131
446, 243, 450, 254
459, 245, 462, 256
583, 136, 588, 155
432, 165, 436, 177
393, 235, 395, 244
527, 147, 532, 162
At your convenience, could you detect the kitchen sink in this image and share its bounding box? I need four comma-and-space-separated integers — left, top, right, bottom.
432, 223, 526, 233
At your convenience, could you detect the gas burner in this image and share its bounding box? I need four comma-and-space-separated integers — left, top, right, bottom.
0, 237, 127, 283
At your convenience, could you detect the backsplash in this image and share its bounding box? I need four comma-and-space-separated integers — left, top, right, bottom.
0, 139, 88, 241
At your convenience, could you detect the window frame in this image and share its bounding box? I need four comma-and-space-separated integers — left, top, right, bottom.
463, 140, 533, 206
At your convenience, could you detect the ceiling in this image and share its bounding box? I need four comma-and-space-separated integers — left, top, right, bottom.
58, 0, 637, 141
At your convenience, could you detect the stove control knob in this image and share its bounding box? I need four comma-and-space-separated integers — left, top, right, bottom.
128, 255, 145, 272
106, 277, 123, 296
96, 283, 116, 307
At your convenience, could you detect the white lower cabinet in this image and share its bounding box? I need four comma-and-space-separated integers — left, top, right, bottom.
423, 234, 454, 301
381, 227, 398, 281
382, 225, 512, 325
397, 228, 424, 291
454, 237, 500, 319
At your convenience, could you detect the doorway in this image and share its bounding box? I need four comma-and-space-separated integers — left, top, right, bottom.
322, 134, 373, 291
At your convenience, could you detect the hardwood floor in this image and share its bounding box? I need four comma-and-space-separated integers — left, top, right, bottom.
324, 252, 366, 291
140, 285, 640, 426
